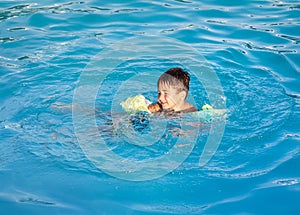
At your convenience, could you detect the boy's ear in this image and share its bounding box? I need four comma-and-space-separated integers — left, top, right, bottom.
179, 90, 187, 99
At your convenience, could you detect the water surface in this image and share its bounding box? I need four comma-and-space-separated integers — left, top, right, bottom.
0, 0, 300, 214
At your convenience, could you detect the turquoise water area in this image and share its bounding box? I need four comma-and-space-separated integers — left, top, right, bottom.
1, 0, 300, 214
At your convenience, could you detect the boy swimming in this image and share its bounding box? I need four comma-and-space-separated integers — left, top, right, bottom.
148, 67, 197, 113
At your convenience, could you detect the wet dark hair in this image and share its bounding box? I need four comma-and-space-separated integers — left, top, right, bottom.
158, 67, 190, 94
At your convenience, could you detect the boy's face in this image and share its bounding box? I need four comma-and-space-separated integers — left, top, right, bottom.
157, 83, 185, 111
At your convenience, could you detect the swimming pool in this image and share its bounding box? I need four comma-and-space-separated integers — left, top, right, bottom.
1, 0, 299, 214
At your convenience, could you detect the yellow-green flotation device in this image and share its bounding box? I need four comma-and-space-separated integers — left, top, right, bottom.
120, 94, 151, 114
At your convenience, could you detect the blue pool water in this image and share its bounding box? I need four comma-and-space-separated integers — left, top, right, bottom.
1, 0, 300, 214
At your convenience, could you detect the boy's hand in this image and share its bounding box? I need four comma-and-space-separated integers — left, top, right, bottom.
147, 103, 162, 113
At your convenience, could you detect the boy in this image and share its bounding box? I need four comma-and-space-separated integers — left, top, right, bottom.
148, 68, 197, 113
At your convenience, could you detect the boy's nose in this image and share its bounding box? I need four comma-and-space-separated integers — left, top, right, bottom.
158, 94, 164, 103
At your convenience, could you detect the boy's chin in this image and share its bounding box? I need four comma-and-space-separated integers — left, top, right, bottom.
161, 106, 169, 111
162, 107, 175, 112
